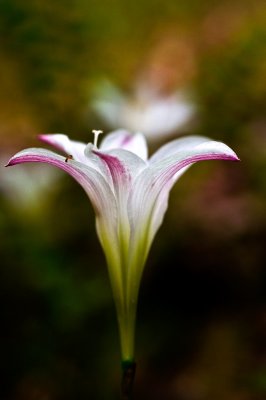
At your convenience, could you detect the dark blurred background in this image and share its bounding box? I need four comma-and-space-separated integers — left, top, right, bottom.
0, 0, 266, 399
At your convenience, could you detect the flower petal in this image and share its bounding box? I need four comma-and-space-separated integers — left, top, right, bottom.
100, 130, 148, 161
150, 135, 212, 163
91, 148, 146, 213
6, 146, 131, 303
39, 134, 89, 164
130, 140, 239, 252
6, 147, 118, 243
103, 148, 147, 179
125, 140, 239, 301
92, 149, 132, 237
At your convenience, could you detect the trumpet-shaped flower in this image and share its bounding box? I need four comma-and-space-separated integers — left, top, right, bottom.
6, 129, 239, 364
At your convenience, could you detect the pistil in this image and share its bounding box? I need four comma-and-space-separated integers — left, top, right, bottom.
92, 129, 103, 147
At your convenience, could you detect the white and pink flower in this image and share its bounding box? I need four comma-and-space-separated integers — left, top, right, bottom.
6, 129, 239, 362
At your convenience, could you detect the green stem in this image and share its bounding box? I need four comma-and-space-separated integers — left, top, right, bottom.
121, 360, 136, 400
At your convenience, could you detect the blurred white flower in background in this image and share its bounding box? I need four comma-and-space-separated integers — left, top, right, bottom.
92, 80, 195, 141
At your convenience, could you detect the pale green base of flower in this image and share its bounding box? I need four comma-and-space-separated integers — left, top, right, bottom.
117, 304, 137, 362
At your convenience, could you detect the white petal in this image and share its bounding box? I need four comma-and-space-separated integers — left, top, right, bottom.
106, 148, 147, 179
91, 148, 146, 214
100, 130, 148, 161
91, 149, 132, 237
6, 147, 119, 248
8, 147, 131, 300
130, 140, 239, 254
150, 135, 211, 163
39, 134, 89, 164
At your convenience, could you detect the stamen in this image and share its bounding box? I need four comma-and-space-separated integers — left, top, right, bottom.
92, 130, 103, 147
65, 154, 73, 163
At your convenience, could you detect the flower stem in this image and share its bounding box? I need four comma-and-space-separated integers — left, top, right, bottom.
121, 360, 136, 400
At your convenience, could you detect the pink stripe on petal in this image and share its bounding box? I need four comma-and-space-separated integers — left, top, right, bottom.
93, 150, 129, 187
120, 134, 133, 146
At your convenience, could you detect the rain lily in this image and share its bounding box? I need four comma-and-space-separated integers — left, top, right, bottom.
6, 129, 239, 386
92, 81, 194, 140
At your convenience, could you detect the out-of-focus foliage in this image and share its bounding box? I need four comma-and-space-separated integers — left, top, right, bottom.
0, 0, 265, 399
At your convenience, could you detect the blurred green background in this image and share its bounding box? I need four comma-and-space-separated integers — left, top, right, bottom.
0, 0, 266, 399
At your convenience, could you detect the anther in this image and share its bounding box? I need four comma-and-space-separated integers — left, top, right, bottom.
65, 154, 73, 162
92, 130, 103, 147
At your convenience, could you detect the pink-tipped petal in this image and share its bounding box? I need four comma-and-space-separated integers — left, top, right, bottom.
150, 136, 211, 163
100, 130, 148, 161
130, 140, 239, 254
150, 135, 240, 164
6, 147, 118, 238
39, 134, 88, 164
